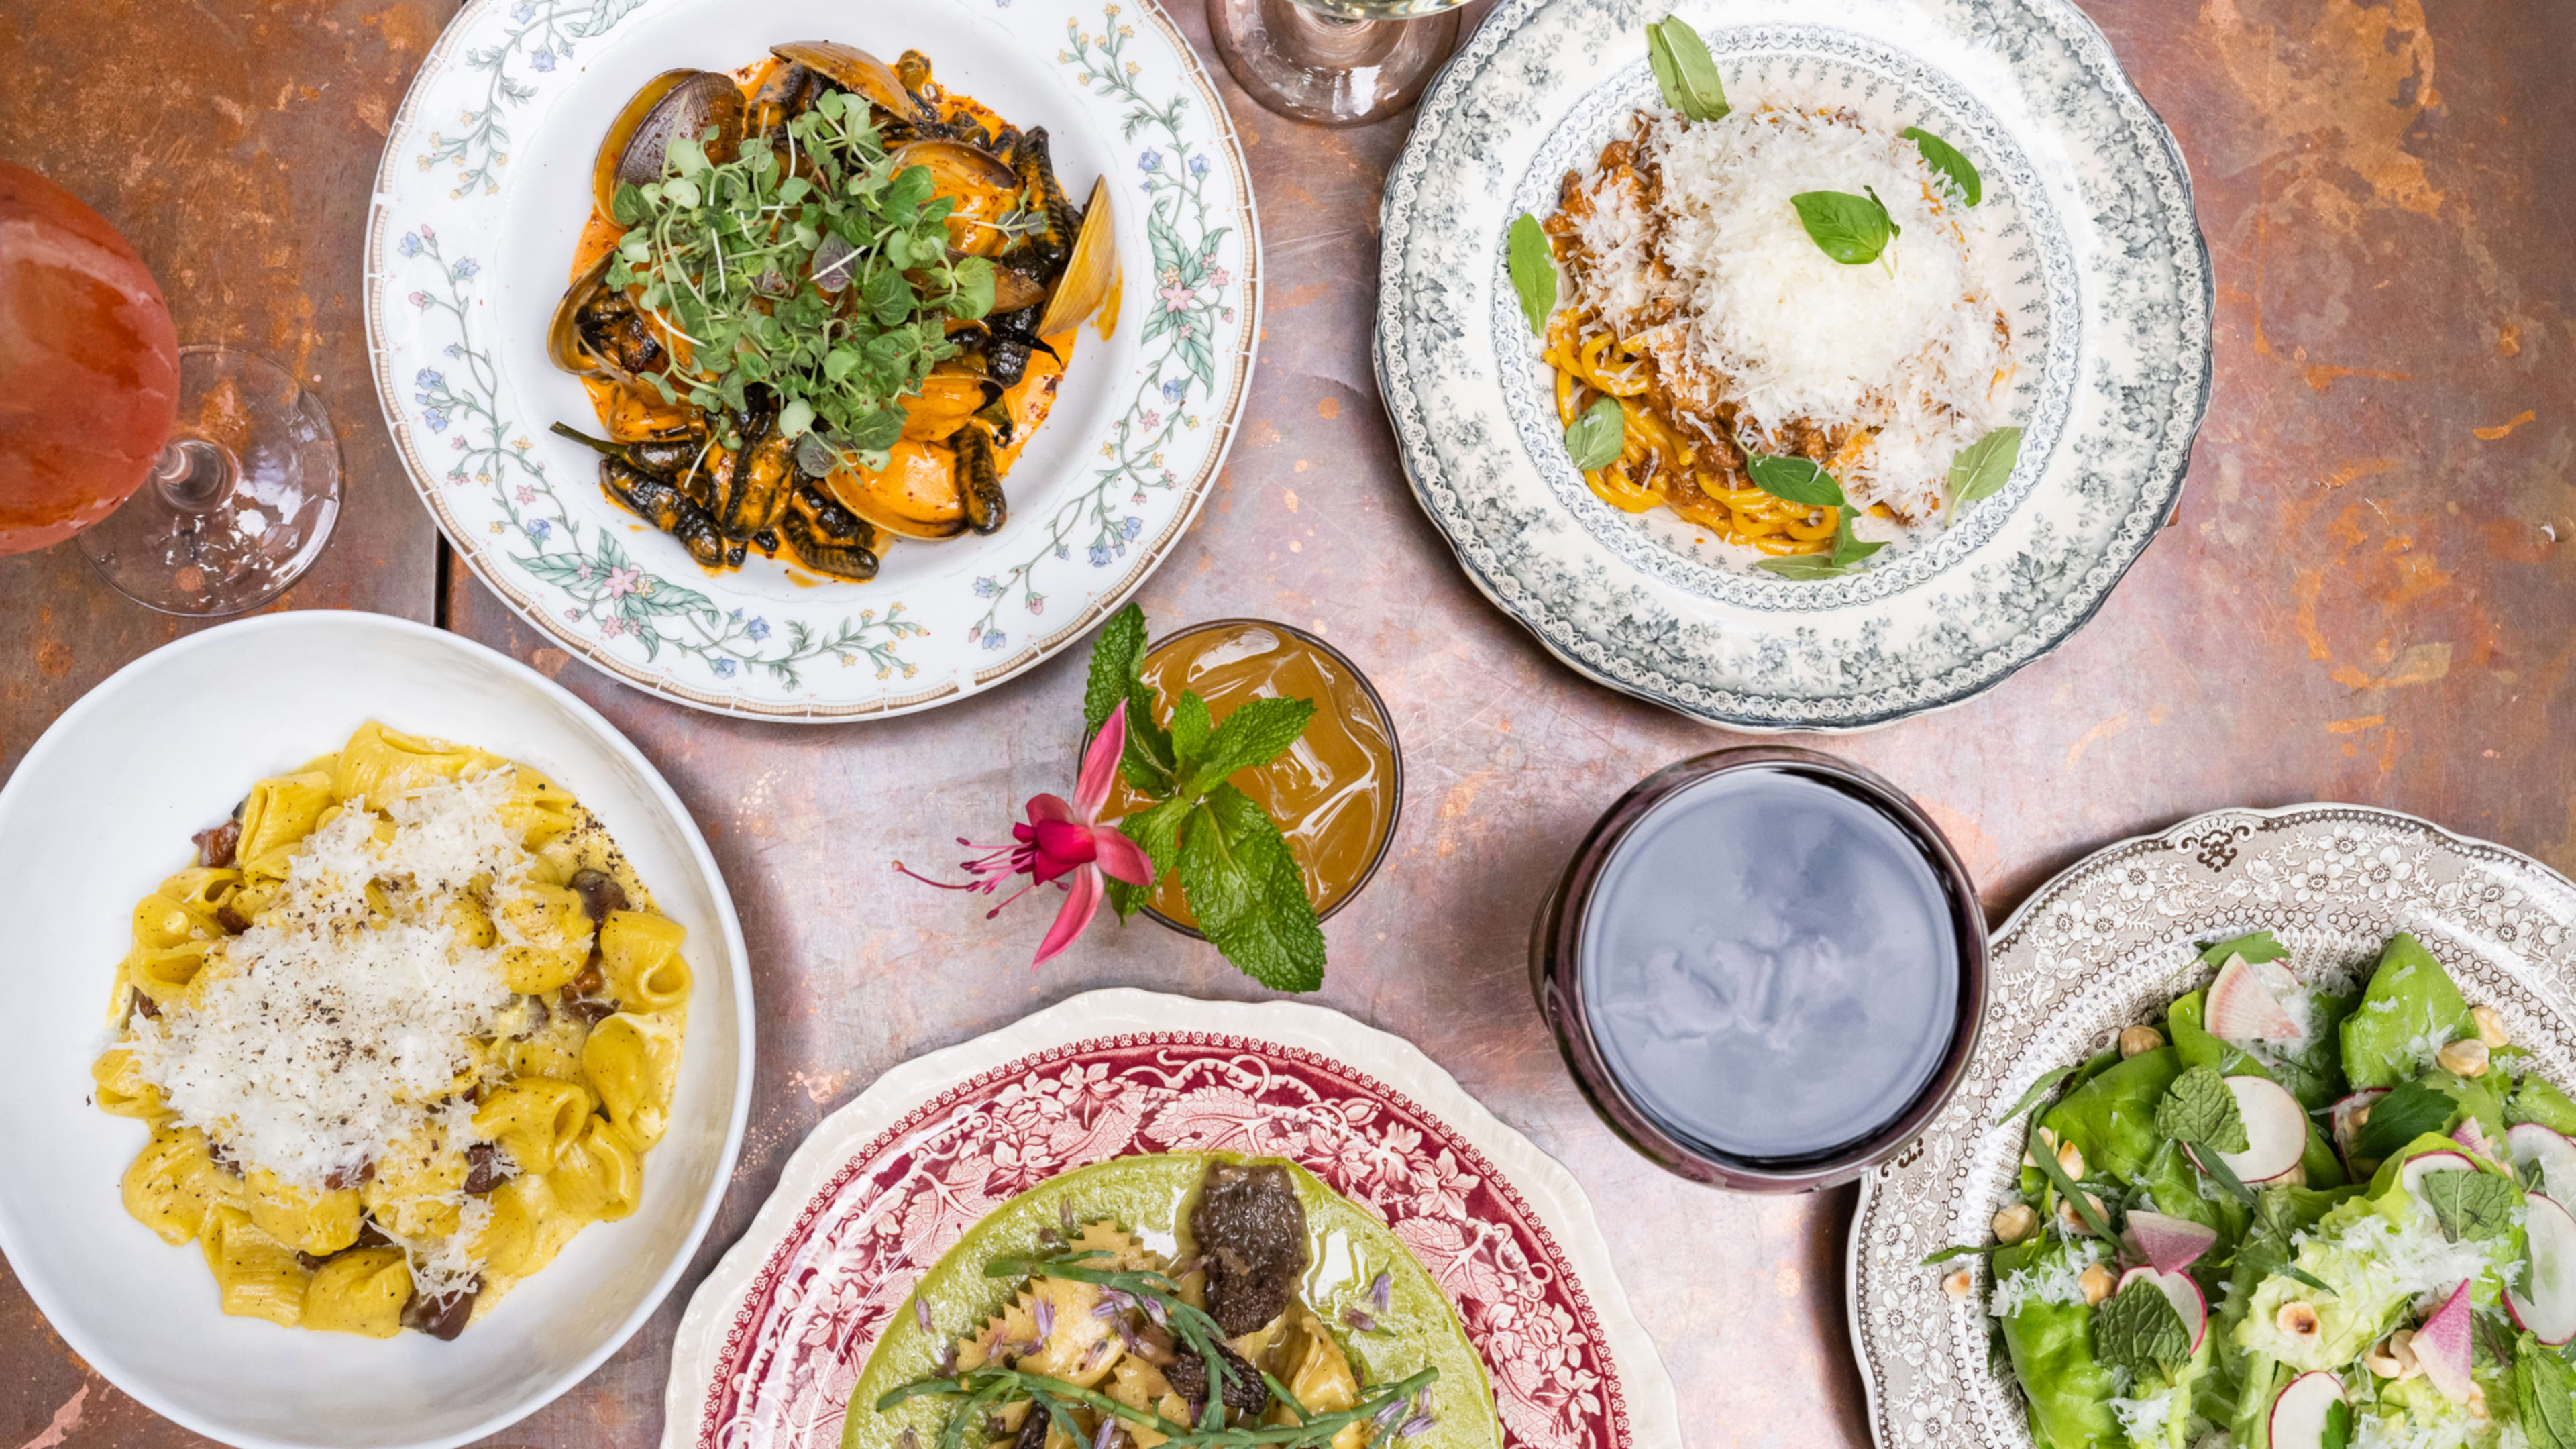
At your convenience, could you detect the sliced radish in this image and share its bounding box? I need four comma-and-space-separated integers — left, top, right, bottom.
2332, 1089, 2390, 1166
2116, 1265, 2209, 1353
2451, 1117, 2495, 1162
2124, 1210, 2220, 1275
2268, 1371, 2346, 1449
2510, 1122, 2576, 1199
2218, 1075, 2310, 1182
2400, 1149, 2478, 1209
2416, 1281, 2476, 1403
2506, 1193, 2576, 1346
2208, 955, 2306, 1044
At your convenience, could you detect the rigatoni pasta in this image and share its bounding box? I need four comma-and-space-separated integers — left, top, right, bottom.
91, 722, 692, 1339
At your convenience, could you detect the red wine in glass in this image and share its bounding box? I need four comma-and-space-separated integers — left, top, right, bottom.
0, 161, 341, 615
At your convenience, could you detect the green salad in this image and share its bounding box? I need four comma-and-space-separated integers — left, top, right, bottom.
1932, 932, 2576, 1449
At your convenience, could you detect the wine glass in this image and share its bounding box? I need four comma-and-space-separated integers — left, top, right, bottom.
1207, 0, 1468, 127
0, 162, 341, 616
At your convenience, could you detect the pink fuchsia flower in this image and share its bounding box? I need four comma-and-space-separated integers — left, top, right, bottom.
898, 700, 1155, 965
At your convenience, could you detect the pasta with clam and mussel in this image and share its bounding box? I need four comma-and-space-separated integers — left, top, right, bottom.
549, 42, 1118, 581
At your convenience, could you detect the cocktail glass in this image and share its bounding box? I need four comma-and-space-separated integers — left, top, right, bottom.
1207, 0, 1468, 127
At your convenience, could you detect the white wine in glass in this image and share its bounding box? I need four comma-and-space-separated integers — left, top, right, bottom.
1208, 0, 1468, 127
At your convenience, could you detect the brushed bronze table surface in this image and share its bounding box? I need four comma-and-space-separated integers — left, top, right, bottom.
5, 0, 2572, 1443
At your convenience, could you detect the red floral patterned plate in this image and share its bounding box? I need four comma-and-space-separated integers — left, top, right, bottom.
662, 989, 1680, 1449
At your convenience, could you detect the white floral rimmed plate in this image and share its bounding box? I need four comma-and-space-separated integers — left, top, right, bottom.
1375, 0, 2212, 731
366, 0, 1258, 720
661, 988, 1683, 1449
1846, 804, 2576, 1446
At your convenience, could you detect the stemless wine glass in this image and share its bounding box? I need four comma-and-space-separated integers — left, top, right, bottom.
0, 162, 341, 616
1207, 0, 1468, 127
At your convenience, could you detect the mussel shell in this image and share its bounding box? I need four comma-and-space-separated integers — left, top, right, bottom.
549, 250, 631, 381
892, 138, 1024, 195
955, 425, 1006, 535
592, 70, 746, 215
771, 42, 926, 125
1034, 177, 1118, 337
989, 264, 1046, 315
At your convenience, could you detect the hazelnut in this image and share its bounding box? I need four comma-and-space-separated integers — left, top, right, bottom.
2059, 1191, 2108, 1234
2078, 1263, 2115, 1307
2352, 1104, 2373, 1130
2057, 1140, 2087, 1181
2277, 1301, 2322, 1341
2438, 1038, 2491, 1078
1943, 1268, 1976, 1300
2389, 1328, 2422, 1379
1992, 1204, 2037, 1244
2118, 1025, 2165, 1059
2024, 1126, 2057, 1169
2275, 1160, 2309, 1189
2467, 1385, 2491, 1419
2472, 1005, 2510, 1049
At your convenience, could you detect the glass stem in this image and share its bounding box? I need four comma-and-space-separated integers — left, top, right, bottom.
150, 437, 235, 513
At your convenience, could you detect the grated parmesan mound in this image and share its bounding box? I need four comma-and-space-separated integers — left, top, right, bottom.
2302, 1212, 2513, 1305
1564, 105, 2011, 520
2108, 1385, 2183, 1444
132, 770, 537, 1195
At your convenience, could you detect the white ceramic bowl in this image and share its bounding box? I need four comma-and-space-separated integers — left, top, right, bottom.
0, 612, 754, 1448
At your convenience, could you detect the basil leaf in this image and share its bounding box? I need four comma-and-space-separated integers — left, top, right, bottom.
1645, 17, 1729, 122
1743, 452, 1846, 508
2158, 1067, 2250, 1152
1565, 396, 1625, 471
1754, 553, 1851, 580
2423, 1169, 2514, 1242
1181, 696, 1316, 798
1178, 784, 1326, 992
1994, 1065, 2079, 1127
1902, 126, 1982, 207
2094, 1271, 2191, 1380
2196, 930, 2289, 969
1792, 187, 1897, 265
1942, 427, 2023, 521
1829, 509, 1886, 568
1507, 213, 1557, 337
2355, 1079, 2458, 1161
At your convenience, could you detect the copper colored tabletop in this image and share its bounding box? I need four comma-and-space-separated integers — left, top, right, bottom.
5, 0, 2573, 1444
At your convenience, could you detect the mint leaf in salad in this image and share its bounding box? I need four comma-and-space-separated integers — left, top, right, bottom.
2094, 1273, 2190, 1381
2422, 1169, 2514, 1242
2353, 1078, 2456, 1161
2157, 1066, 2249, 1152
2516, 1338, 2576, 1449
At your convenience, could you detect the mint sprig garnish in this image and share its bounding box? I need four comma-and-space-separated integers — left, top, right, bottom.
2157, 1066, 2249, 1152
2094, 1272, 2190, 1381
1083, 604, 1328, 991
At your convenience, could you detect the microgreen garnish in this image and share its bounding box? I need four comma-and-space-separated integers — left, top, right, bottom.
1902, 127, 1982, 207
1083, 605, 1327, 992
1791, 186, 1900, 266
602, 89, 996, 467
1564, 396, 1625, 471
1941, 427, 2023, 523
1507, 213, 1557, 337
1645, 16, 1729, 122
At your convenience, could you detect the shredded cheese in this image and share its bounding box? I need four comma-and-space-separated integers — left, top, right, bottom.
131, 772, 541, 1277
1566, 105, 2010, 519
1988, 1239, 2104, 1320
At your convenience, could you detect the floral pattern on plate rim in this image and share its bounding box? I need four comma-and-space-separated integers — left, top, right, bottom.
688, 1032, 1638, 1449
1374, 0, 2213, 731
1847, 803, 2576, 1447
366, 0, 1259, 718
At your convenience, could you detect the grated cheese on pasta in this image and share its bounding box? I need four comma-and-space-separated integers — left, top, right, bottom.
1566, 106, 2010, 519
131, 771, 535, 1194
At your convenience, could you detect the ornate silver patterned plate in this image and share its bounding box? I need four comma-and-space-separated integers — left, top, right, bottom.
368, 0, 1258, 720
1847, 804, 2576, 1447
1375, 0, 2210, 731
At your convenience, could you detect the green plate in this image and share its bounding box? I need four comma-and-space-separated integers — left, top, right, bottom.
843, 1152, 1500, 1449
